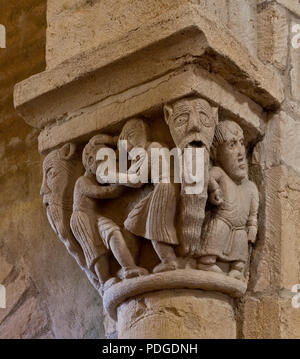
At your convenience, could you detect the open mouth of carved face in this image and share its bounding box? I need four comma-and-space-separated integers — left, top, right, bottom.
188, 141, 203, 148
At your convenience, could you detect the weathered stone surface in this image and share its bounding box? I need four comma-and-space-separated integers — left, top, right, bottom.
240, 295, 280, 339
257, 3, 289, 70
104, 269, 247, 320
0, 297, 48, 339
291, 18, 300, 102
117, 290, 236, 339
46, 0, 231, 69
228, 0, 257, 57
0, 273, 30, 324
37, 65, 265, 153
0, 257, 13, 283
253, 111, 300, 173
240, 293, 300, 339
248, 164, 300, 292
3, 0, 300, 341
14, 2, 283, 138
0, 0, 106, 339
276, 0, 300, 17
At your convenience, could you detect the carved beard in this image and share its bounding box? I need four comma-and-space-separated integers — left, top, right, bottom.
178, 149, 209, 258
46, 204, 64, 236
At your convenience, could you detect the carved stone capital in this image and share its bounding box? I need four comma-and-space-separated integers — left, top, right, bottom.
15, 1, 270, 339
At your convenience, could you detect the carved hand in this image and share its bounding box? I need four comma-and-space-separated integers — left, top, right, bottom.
209, 188, 224, 206
248, 226, 257, 244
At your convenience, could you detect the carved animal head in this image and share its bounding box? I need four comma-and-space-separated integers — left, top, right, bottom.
164, 97, 218, 150
211, 120, 248, 183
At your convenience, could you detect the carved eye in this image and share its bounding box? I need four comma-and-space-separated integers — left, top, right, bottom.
47, 168, 55, 178
229, 140, 237, 149
199, 112, 212, 127
174, 114, 189, 127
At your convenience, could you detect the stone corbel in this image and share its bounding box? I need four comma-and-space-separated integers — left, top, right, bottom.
14, 3, 283, 339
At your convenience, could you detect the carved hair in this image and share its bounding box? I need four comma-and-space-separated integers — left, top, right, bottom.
211, 120, 243, 161
118, 118, 150, 143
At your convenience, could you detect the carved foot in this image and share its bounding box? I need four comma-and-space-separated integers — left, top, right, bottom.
119, 266, 149, 279
197, 263, 223, 273
228, 269, 243, 280
153, 261, 178, 273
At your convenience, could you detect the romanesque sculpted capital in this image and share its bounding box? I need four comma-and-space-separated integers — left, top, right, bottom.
41, 96, 259, 319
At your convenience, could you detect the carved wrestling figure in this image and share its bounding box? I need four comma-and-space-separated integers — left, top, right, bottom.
70, 135, 147, 293
198, 120, 259, 280
98, 118, 180, 273
164, 97, 218, 258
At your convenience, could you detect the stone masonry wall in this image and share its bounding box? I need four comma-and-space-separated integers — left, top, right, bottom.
0, 0, 106, 339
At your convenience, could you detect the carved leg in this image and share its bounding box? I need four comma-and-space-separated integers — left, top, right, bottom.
197, 255, 223, 273
109, 230, 148, 279
94, 254, 111, 287
152, 241, 179, 273
228, 261, 245, 280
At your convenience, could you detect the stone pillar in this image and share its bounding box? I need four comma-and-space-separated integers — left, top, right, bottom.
14, 0, 286, 339
117, 290, 236, 339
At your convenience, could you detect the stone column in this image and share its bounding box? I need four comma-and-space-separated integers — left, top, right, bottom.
117, 290, 236, 339
14, 0, 284, 339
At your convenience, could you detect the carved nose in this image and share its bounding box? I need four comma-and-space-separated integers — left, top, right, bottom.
188, 114, 199, 132
40, 180, 49, 197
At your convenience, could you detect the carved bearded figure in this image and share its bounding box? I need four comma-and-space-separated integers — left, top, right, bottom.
40, 144, 100, 288
164, 97, 218, 258
199, 120, 259, 280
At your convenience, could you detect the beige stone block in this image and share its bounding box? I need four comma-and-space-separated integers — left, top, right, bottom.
198, 0, 229, 23
276, 0, 300, 17
253, 111, 300, 173
280, 170, 300, 288
37, 65, 265, 153
241, 296, 280, 339
257, 3, 289, 70
291, 19, 300, 102
241, 293, 300, 339
0, 297, 48, 339
0, 273, 30, 323
228, 0, 257, 57
249, 166, 282, 293
279, 292, 300, 339
0, 257, 13, 283
249, 164, 300, 292
117, 290, 236, 339
46, 0, 198, 69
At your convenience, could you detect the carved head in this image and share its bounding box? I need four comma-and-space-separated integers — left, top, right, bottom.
164, 97, 218, 150
41, 143, 78, 234
82, 136, 108, 176
211, 120, 247, 183
118, 118, 150, 152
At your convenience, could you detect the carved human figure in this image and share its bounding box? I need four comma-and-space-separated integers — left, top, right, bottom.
99, 118, 180, 273
164, 97, 218, 258
70, 135, 147, 292
40, 143, 99, 289
199, 120, 259, 280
